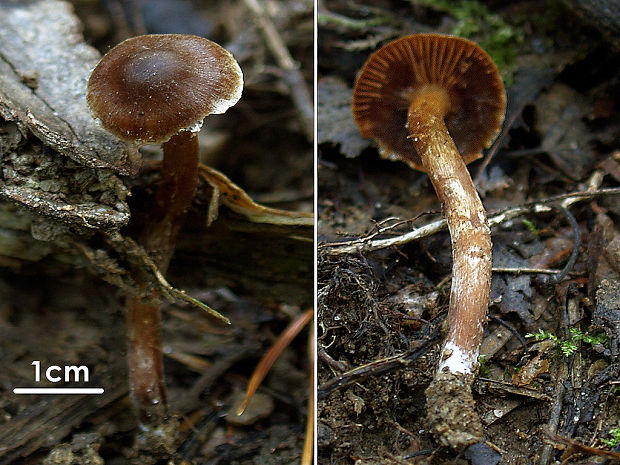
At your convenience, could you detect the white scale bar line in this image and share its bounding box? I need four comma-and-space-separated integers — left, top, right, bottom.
13, 387, 104, 394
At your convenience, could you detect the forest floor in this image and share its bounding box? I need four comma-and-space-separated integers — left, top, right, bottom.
318, 1, 620, 464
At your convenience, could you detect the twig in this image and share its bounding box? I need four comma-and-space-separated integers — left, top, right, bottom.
317, 7, 391, 31
476, 377, 551, 401
474, 66, 559, 184
148, 260, 231, 324
104, 232, 230, 324
538, 296, 571, 465
326, 211, 437, 247
176, 407, 225, 460
403, 449, 434, 459
242, 0, 313, 141
488, 314, 529, 354
492, 267, 563, 275
182, 344, 259, 411
318, 346, 349, 373
544, 431, 620, 461
548, 205, 581, 284
320, 187, 620, 255
318, 326, 439, 399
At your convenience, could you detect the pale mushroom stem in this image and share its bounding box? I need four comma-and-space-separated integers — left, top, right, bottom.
126, 130, 200, 425
407, 87, 492, 448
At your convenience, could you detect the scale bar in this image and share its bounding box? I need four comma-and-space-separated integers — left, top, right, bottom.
13, 387, 104, 394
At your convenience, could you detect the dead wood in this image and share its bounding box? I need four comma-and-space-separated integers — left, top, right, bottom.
0, 0, 139, 174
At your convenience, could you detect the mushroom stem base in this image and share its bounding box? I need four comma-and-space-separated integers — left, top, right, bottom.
424, 372, 483, 449
126, 294, 168, 425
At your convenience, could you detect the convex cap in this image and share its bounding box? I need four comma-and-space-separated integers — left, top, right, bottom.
87, 34, 243, 145
352, 34, 506, 171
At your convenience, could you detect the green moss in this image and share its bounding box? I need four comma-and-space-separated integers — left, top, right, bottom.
601, 422, 620, 448
525, 328, 608, 357
478, 354, 489, 376
413, 0, 520, 85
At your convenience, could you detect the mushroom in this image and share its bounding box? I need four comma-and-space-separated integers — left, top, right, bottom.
352, 34, 506, 449
87, 34, 243, 426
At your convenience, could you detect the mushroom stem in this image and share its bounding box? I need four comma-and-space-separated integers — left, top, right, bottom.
144, 130, 200, 272
126, 130, 200, 425
126, 294, 168, 424
407, 89, 492, 448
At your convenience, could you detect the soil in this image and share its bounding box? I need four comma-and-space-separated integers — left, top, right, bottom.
0, 0, 313, 464
318, 1, 620, 464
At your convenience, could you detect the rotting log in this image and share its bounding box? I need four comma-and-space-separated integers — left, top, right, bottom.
0, 0, 313, 306
0, 0, 136, 239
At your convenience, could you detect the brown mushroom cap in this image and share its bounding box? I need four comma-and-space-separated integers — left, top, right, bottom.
352, 34, 506, 171
87, 34, 243, 145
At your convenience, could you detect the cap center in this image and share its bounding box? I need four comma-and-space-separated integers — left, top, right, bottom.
121, 49, 184, 92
